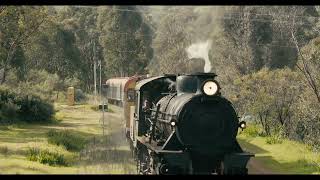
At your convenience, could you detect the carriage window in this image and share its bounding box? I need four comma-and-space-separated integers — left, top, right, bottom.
127, 89, 135, 102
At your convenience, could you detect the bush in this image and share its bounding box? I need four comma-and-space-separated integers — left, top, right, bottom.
0, 146, 9, 156
0, 100, 19, 123
27, 147, 40, 162
16, 96, 54, 123
0, 87, 54, 123
47, 129, 86, 151
241, 124, 260, 137
266, 135, 283, 144
27, 147, 67, 166
5, 70, 81, 103
75, 89, 87, 102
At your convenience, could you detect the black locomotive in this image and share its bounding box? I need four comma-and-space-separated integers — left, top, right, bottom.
129, 72, 253, 175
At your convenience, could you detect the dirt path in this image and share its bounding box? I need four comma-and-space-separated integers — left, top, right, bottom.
77, 105, 136, 174
247, 158, 275, 174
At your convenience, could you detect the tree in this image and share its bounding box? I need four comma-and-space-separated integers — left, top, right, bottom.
232, 68, 302, 136
97, 6, 153, 77
0, 6, 48, 84
57, 6, 103, 92
149, 7, 195, 75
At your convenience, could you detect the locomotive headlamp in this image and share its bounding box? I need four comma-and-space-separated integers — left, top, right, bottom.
202, 80, 219, 96
170, 121, 176, 126
239, 121, 246, 129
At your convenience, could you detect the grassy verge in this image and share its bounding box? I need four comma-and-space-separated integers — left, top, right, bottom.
0, 103, 104, 174
238, 125, 320, 174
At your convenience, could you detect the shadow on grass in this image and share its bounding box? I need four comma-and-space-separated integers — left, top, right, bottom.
0, 164, 50, 174
238, 138, 269, 154
251, 155, 320, 174
0, 124, 97, 144
240, 138, 320, 174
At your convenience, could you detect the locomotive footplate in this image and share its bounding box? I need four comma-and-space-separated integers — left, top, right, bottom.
137, 136, 184, 154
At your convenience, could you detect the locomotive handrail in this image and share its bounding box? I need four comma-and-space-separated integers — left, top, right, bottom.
156, 118, 171, 124
149, 109, 176, 117
149, 113, 175, 124
150, 104, 161, 143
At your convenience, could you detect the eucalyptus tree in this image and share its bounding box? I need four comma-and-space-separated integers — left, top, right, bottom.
97, 6, 153, 77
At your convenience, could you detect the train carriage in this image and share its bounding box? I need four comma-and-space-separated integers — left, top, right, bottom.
105, 75, 147, 138
105, 78, 129, 106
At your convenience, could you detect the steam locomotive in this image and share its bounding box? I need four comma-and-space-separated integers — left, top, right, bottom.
105, 72, 254, 175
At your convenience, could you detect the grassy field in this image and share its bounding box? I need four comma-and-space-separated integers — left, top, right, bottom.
0, 103, 135, 174
238, 130, 320, 174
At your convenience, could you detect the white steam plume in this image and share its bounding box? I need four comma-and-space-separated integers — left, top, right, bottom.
186, 40, 212, 73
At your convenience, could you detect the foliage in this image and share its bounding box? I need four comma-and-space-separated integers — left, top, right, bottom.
149, 7, 194, 75
27, 147, 68, 166
0, 86, 54, 123
240, 124, 261, 137
231, 68, 302, 136
0, 146, 9, 156
232, 66, 320, 148
97, 6, 153, 77
4, 69, 81, 103
47, 129, 87, 151
0, 6, 49, 84
75, 89, 87, 102
266, 134, 283, 145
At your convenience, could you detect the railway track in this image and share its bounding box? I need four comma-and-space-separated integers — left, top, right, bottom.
77, 105, 136, 174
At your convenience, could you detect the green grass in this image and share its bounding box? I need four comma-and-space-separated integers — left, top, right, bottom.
47, 130, 87, 152
27, 148, 68, 166
0, 102, 133, 174
0, 103, 104, 174
238, 131, 320, 174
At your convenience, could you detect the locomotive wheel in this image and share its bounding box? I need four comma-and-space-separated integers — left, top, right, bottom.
136, 152, 151, 174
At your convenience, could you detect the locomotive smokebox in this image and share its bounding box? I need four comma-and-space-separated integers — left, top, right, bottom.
157, 73, 237, 157
176, 73, 218, 96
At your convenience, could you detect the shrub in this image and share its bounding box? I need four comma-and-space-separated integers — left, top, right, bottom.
75, 89, 87, 102
47, 129, 86, 151
0, 146, 9, 156
0, 100, 19, 123
27, 147, 67, 166
38, 150, 66, 166
27, 147, 40, 162
5, 70, 81, 103
16, 96, 54, 123
0, 87, 54, 123
241, 124, 260, 137
266, 135, 283, 144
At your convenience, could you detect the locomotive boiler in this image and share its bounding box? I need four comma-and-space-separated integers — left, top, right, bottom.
127, 72, 254, 175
